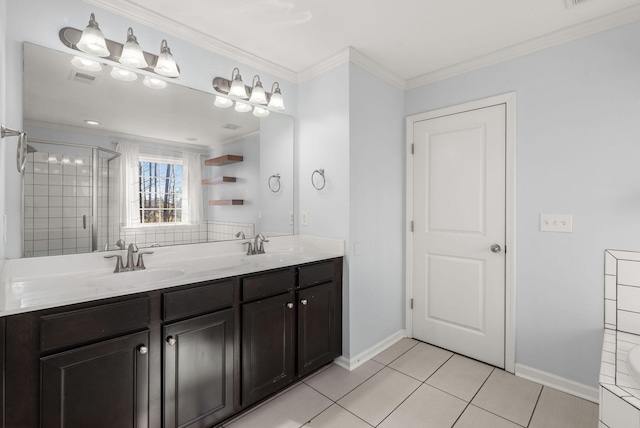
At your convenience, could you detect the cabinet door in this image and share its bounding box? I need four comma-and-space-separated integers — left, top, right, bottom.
297, 282, 337, 377
163, 309, 235, 428
242, 292, 295, 406
41, 330, 150, 428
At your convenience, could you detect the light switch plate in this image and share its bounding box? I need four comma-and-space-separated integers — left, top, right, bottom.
540, 214, 572, 233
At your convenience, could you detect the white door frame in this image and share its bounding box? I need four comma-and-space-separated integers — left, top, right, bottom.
405, 92, 516, 373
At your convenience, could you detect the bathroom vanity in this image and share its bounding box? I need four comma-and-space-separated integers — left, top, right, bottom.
0, 235, 344, 428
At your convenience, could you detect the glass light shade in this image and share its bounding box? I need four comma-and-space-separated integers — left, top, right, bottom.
249, 78, 268, 104
71, 56, 102, 72
214, 96, 233, 108
154, 40, 180, 78
229, 68, 249, 99
76, 13, 110, 57
234, 101, 252, 113
119, 28, 148, 68
253, 106, 270, 117
110, 67, 138, 82
267, 90, 285, 110
143, 76, 167, 89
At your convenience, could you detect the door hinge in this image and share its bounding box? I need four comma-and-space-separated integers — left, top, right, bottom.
411, 143, 414, 154
410, 298, 413, 309
504, 245, 507, 254
410, 221, 414, 232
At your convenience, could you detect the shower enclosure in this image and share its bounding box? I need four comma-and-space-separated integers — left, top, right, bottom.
22, 139, 120, 257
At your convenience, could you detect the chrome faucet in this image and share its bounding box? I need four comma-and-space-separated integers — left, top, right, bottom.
126, 243, 138, 270
253, 234, 269, 254
104, 243, 153, 273
236, 231, 246, 239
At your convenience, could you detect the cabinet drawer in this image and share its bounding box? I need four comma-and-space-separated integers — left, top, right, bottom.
40, 297, 150, 353
242, 269, 294, 301
298, 261, 335, 289
163, 280, 234, 321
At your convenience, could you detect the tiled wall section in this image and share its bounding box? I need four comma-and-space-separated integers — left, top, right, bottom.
600, 250, 640, 427
23, 152, 93, 257
208, 221, 255, 242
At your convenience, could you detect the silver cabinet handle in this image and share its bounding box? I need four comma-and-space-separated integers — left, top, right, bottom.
491, 244, 502, 253
138, 345, 148, 355
301, 299, 308, 305
287, 303, 294, 309
166, 336, 176, 346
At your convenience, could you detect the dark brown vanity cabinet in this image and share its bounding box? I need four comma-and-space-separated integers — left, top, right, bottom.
241, 259, 343, 407
41, 330, 150, 428
2, 257, 342, 428
162, 280, 236, 428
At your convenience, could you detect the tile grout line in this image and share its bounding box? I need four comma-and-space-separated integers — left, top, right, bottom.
524, 384, 545, 428
448, 367, 496, 428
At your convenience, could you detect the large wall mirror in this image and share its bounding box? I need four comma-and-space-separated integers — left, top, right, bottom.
22, 42, 294, 258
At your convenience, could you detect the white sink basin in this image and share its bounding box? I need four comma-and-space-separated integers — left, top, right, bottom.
88, 268, 186, 289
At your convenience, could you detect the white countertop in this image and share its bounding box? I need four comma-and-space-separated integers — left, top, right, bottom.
0, 235, 345, 317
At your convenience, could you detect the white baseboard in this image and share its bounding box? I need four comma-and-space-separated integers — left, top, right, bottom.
515, 363, 599, 403
334, 330, 407, 371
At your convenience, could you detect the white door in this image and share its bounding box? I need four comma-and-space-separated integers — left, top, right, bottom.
412, 104, 506, 368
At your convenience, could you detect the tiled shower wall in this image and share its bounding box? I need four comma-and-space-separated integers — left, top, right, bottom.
23, 152, 93, 257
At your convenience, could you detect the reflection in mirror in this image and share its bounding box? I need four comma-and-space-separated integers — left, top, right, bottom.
22, 43, 294, 258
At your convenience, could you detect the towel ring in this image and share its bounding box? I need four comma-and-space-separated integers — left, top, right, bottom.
2, 124, 28, 173
268, 174, 281, 193
311, 168, 326, 190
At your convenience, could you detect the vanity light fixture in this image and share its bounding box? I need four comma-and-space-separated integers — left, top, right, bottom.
110, 67, 138, 82
214, 96, 234, 108
229, 68, 249, 99
253, 106, 270, 118
154, 40, 180, 78
60, 16, 181, 79
143, 76, 167, 89
267, 82, 285, 110
234, 101, 252, 113
84, 120, 101, 125
249, 75, 268, 105
76, 13, 110, 57
119, 28, 148, 69
71, 56, 103, 72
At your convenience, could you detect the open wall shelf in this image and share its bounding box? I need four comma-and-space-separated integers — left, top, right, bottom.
202, 176, 236, 185
208, 199, 244, 206
204, 155, 243, 166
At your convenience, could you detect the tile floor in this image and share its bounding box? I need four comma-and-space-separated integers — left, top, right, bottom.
222, 338, 598, 428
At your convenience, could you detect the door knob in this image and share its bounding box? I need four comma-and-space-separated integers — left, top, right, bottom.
490, 244, 502, 253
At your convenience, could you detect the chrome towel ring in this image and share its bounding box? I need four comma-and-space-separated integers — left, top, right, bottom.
268, 174, 281, 193
311, 168, 325, 190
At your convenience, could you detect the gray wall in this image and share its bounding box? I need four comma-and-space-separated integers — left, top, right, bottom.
0, 0, 6, 266
406, 21, 640, 387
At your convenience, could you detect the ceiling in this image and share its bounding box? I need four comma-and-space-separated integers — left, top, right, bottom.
87, 0, 640, 87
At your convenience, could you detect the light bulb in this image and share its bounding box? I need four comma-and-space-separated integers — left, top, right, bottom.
71, 56, 102, 72
249, 76, 268, 104
234, 101, 252, 113
119, 28, 148, 68
110, 67, 138, 82
154, 40, 180, 78
229, 68, 249, 99
253, 106, 270, 117
143, 76, 167, 89
214, 96, 233, 108
76, 13, 110, 57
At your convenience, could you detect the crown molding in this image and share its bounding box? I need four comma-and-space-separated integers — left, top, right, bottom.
298, 47, 405, 89
406, 4, 640, 89
83, 0, 298, 83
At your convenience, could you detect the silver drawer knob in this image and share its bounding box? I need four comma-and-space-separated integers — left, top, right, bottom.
287, 303, 294, 309
301, 299, 308, 305
166, 336, 176, 346
138, 345, 148, 355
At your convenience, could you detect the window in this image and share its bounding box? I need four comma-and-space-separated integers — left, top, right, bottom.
138, 157, 183, 224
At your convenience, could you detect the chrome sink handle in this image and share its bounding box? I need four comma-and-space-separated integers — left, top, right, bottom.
254, 234, 269, 254
126, 243, 139, 270
242, 241, 254, 255
136, 251, 154, 269
104, 254, 125, 273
